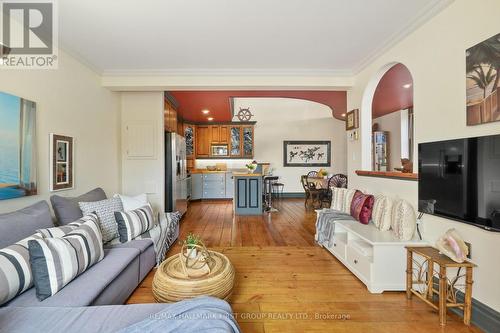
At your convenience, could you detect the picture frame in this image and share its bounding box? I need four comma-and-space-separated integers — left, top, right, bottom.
50, 134, 74, 191
283, 141, 331, 167
466, 32, 500, 126
345, 109, 359, 130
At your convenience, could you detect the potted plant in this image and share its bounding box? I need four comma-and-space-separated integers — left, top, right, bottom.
245, 161, 258, 174
184, 233, 201, 259
319, 169, 329, 179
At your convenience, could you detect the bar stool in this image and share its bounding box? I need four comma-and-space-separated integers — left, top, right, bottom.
271, 180, 284, 202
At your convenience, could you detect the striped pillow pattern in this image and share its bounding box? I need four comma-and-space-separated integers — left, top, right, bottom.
0, 232, 44, 305
114, 204, 156, 243
29, 214, 104, 301
36, 213, 97, 238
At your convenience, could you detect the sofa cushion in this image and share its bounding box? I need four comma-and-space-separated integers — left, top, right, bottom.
5, 247, 140, 307
50, 188, 107, 225
0, 233, 44, 305
29, 214, 104, 301
391, 199, 417, 241
115, 205, 156, 243
114, 193, 149, 211
350, 190, 375, 225
79, 197, 123, 243
372, 195, 393, 231
36, 213, 97, 238
0, 201, 53, 248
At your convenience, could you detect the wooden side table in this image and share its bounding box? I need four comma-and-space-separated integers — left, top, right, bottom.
405, 246, 476, 326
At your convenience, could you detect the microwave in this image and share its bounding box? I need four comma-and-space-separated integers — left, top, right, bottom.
211, 144, 228, 156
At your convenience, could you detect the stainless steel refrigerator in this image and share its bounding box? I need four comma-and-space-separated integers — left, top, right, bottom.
165, 132, 188, 216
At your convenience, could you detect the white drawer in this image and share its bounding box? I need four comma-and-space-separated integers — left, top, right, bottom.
330, 238, 347, 261
346, 245, 371, 282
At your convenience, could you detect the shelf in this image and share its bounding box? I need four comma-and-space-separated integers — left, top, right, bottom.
355, 170, 418, 181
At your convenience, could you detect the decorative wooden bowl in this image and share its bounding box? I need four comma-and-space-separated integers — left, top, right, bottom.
152, 250, 235, 303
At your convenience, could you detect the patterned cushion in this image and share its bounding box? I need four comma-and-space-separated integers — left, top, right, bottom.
391, 200, 417, 240
372, 195, 393, 231
331, 187, 344, 211
36, 214, 98, 238
28, 214, 104, 301
0, 233, 44, 305
342, 189, 356, 214
350, 190, 375, 225
79, 197, 123, 242
114, 205, 156, 243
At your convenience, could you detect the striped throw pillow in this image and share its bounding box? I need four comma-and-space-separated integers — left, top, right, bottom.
114, 204, 156, 243
29, 214, 104, 301
0, 232, 44, 305
36, 213, 97, 238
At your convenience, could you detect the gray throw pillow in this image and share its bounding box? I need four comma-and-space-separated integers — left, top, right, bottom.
0, 201, 53, 248
50, 188, 107, 225
79, 197, 123, 242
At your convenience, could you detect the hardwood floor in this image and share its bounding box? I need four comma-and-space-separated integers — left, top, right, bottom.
127, 199, 482, 333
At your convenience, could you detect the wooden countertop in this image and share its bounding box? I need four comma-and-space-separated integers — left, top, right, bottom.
233, 173, 263, 177
189, 169, 231, 174
355, 170, 418, 181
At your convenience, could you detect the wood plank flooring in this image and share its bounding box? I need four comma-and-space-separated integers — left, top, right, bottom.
127, 199, 482, 333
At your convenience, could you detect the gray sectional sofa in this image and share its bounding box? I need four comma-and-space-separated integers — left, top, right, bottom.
0, 193, 240, 332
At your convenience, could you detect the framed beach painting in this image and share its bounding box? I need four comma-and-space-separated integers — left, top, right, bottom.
466, 32, 500, 126
0, 91, 37, 200
283, 141, 331, 167
50, 134, 74, 191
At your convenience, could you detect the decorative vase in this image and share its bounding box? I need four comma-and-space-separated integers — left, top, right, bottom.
247, 168, 255, 174
185, 248, 198, 259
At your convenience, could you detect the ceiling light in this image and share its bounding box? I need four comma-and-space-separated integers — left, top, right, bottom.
403, 83, 412, 89
207, 117, 214, 121
341, 113, 346, 117
202, 109, 210, 114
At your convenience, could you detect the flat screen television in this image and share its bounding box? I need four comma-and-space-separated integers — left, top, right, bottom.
418, 134, 500, 232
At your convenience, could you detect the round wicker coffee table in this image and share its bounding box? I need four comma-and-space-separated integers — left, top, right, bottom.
152, 250, 235, 302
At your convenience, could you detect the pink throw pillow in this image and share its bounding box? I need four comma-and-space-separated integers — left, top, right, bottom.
350, 190, 375, 224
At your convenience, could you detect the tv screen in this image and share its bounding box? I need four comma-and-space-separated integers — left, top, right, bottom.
418, 134, 500, 232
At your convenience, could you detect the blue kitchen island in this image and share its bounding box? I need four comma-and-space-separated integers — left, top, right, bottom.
233, 173, 263, 215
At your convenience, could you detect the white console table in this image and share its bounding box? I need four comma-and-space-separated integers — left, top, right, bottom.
317, 218, 426, 293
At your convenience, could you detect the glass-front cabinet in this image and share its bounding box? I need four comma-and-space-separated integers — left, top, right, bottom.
230, 126, 241, 157
184, 124, 195, 158
242, 126, 253, 157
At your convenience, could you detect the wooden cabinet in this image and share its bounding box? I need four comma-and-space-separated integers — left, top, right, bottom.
195, 123, 254, 159
195, 125, 210, 158
164, 99, 178, 134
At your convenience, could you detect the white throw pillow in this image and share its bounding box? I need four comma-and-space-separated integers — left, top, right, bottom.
372, 195, 393, 231
331, 187, 344, 211
342, 189, 356, 214
391, 199, 416, 240
114, 193, 149, 211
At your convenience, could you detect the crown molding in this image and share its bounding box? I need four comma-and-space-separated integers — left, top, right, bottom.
101, 68, 353, 78
352, 0, 455, 74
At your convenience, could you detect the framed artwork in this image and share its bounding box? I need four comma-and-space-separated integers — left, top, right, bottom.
0, 91, 37, 200
50, 134, 73, 191
283, 141, 331, 167
346, 109, 359, 130
466, 32, 500, 126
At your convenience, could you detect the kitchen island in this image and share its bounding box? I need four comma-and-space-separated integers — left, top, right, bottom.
233, 173, 263, 215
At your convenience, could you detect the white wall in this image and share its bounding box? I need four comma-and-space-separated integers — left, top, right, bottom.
232, 98, 347, 192
373, 111, 402, 170
347, 0, 500, 311
0, 51, 120, 214
120, 92, 165, 212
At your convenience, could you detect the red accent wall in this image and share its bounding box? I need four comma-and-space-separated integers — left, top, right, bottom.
169, 91, 347, 122
372, 63, 413, 118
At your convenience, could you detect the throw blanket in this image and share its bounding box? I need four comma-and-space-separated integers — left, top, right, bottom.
118, 296, 240, 333
315, 209, 354, 248
109, 211, 181, 266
